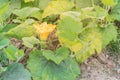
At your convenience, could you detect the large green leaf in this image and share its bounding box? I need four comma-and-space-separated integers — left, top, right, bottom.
22, 36, 40, 48
6, 19, 35, 39
99, 24, 117, 48
27, 50, 80, 80
4, 45, 24, 61
111, 3, 120, 21
13, 7, 40, 19
0, 63, 31, 80
57, 16, 83, 53
58, 15, 83, 40
0, 38, 10, 50
43, 47, 70, 64
42, 0, 74, 18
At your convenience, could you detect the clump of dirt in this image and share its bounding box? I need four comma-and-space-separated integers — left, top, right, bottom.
78, 50, 120, 80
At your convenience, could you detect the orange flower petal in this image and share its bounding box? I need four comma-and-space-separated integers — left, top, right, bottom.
33, 22, 56, 40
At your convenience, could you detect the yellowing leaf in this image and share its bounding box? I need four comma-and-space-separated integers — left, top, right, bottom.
38, 0, 51, 10
33, 22, 56, 40
76, 28, 102, 63
6, 19, 35, 39
57, 15, 102, 63
42, 0, 74, 18
71, 43, 83, 53
59, 37, 83, 53
0, 2, 9, 22
24, 0, 34, 3
101, 0, 115, 6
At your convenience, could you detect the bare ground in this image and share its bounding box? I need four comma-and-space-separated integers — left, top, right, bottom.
78, 51, 120, 80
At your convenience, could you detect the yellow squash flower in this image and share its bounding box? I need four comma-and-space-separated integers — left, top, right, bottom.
33, 22, 56, 40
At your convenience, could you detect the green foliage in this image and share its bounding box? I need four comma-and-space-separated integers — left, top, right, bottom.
0, 3, 9, 16
109, 30, 120, 55
43, 47, 70, 64
109, 39, 120, 55
42, 0, 74, 18
0, 50, 8, 66
24, 0, 34, 3
9, 0, 21, 9
0, 0, 120, 80
75, 0, 92, 8
0, 2, 9, 22
111, 3, 120, 21
1, 24, 17, 32
7, 0, 21, 17
6, 19, 35, 39
61, 11, 81, 21
76, 28, 102, 62
57, 14, 102, 63
57, 15, 82, 40
13, 7, 40, 19
4, 45, 24, 61
0, 63, 31, 80
57, 15, 83, 53
79, 5, 107, 20
30, 11, 43, 20
0, 0, 8, 6
22, 36, 40, 48
99, 24, 117, 48
75, 0, 100, 8
38, 0, 51, 10
93, 5, 107, 19
6, 25, 35, 39
27, 50, 80, 80
0, 38, 10, 49
101, 0, 115, 6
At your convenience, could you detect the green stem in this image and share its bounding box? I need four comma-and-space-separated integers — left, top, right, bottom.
91, 0, 94, 7
40, 40, 47, 49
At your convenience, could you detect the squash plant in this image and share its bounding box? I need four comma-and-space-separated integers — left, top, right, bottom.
0, 0, 120, 80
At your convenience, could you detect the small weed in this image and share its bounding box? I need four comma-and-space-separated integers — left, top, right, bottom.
109, 30, 120, 55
